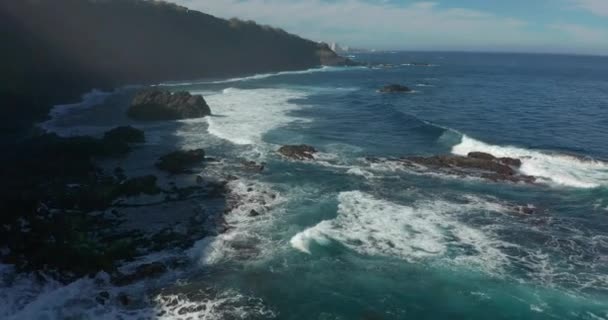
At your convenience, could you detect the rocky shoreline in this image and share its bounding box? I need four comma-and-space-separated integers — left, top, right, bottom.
1, 90, 237, 288
1, 86, 544, 307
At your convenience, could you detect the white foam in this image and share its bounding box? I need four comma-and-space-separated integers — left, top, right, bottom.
190, 179, 284, 265
346, 167, 375, 179
39, 89, 113, 136
0, 266, 104, 320
160, 66, 363, 86
1, 260, 275, 319
152, 290, 276, 320
198, 87, 309, 147
290, 191, 509, 272
452, 135, 608, 188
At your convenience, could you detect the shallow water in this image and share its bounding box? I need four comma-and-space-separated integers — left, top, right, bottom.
4, 52, 608, 319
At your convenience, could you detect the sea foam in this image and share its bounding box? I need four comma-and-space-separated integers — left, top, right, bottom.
189, 179, 284, 265
452, 135, 608, 188
290, 191, 509, 273
161, 66, 363, 86
199, 87, 309, 147
39, 89, 113, 136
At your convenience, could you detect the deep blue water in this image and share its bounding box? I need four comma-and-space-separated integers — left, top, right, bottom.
3, 52, 608, 319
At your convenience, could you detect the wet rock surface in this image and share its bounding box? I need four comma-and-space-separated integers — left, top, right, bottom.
278, 144, 317, 160
156, 149, 206, 174
241, 160, 265, 173
0, 126, 228, 281
128, 89, 211, 121
367, 151, 536, 184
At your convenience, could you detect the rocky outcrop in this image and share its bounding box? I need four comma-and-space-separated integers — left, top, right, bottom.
103, 126, 145, 144
317, 43, 359, 66
241, 160, 265, 173
467, 152, 522, 167
278, 145, 317, 160
156, 149, 206, 173
379, 84, 411, 93
128, 90, 211, 121
117, 175, 161, 197
397, 152, 535, 184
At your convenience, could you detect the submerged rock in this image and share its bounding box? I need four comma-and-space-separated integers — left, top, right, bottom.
278, 145, 317, 160
128, 89, 211, 121
156, 149, 206, 173
379, 84, 411, 93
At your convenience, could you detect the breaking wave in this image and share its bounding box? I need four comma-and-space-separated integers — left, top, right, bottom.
452, 135, 608, 188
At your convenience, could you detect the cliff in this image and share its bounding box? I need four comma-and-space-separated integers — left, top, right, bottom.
0, 0, 351, 133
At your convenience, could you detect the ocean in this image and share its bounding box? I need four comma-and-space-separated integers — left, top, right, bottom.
2, 52, 608, 319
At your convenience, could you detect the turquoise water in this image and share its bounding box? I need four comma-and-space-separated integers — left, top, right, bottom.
4, 52, 608, 319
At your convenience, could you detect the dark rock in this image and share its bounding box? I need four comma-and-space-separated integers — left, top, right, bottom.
515, 204, 537, 215
406, 155, 516, 176
379, 84, 411, 93
402, 154, 536, 184
117, 292, 131, 306
112, 262, 167, 286
249, 209, 260, 217
128, 89, 211, 121
114, 167, 127, 181
241, 160, 265, 172
467, 151, 522, 167
499, 157, 522, 167
98, 127, 146, 156
317, 43, 359, 66
103, 126, 145, 144
96, 291, 110, 305
156, 149, 206, 173
278, 145, 317, 160
118, 175, 161, 197
467, 152, 496, 161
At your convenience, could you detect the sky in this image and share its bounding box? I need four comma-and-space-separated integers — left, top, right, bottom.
174, 0, 608, 55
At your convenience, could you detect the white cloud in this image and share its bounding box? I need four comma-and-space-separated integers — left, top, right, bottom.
174, 0, 608, 54
175, 0, 531, 48
573, 0, 608, 16
550, 23, 607, 42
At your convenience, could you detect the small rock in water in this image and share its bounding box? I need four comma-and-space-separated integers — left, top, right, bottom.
278, 144, 317, 160
241, 160, 265, 172
379, 84, 411, 93
516, 204, 537, 215
249, 209, 261, 217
